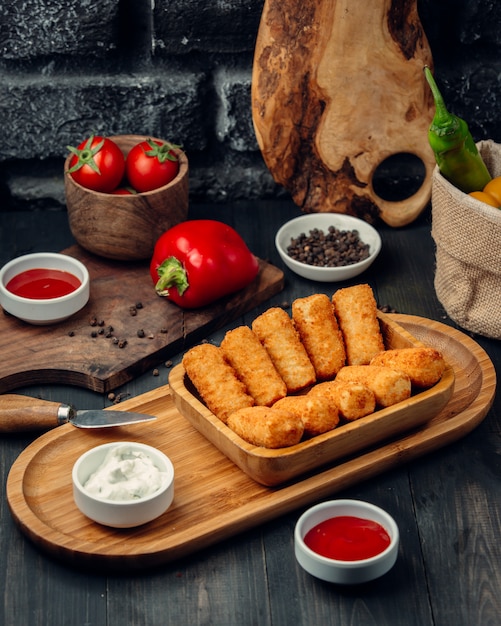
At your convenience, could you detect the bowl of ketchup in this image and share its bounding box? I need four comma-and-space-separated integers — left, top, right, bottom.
0, 252, 90, 325
294, 499, 399, 584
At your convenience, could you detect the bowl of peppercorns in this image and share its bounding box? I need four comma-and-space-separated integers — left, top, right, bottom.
275, 214, 381, 282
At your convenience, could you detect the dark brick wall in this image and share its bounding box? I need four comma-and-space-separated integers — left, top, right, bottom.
1, 0, 501, 212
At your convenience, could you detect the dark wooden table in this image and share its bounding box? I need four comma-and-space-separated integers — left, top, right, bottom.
0, 199, 500, 626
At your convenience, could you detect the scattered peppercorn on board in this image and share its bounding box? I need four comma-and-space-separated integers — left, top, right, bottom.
0, 245, 284, 393
6, 315, 495, 572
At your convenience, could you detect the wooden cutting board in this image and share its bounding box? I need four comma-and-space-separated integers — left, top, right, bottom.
5, 315, 496, 572
251, 0, 436, 227
0, 246, 284, 393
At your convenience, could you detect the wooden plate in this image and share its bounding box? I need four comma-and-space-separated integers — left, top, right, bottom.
6, 315, 496, 572
169, 313, 455, 485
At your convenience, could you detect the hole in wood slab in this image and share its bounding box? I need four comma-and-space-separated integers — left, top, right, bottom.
372, 153, 426, 202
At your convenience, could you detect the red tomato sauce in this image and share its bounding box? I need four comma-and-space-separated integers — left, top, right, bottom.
6, 268, 81, 299
304, 515, 391, 561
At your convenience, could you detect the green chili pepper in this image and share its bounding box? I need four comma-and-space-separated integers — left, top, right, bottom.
424, 66, 491, 194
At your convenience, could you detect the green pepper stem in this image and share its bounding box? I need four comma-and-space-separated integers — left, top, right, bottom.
423, 65, 492, 193
66, 135, 105, 174
144, 139, 181, 163
154, 256, 189, 297
423, 67, 451, 125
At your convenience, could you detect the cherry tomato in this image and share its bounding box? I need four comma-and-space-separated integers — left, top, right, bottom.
111, 187, 136, 195
126, 139, 180, 193
67, 136, 125, 193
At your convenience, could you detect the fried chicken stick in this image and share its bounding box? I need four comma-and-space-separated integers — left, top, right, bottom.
227, 406, 304, 448
335, 365, 411, 407
221, 325, 287, 406
273, 394, 340, 436
332, 284, 384, 365
252, 307, 316, 393
292, 294, 346, 380
370, 347, 446, 388
182, 343, 254, 424
308, 380, 376, 421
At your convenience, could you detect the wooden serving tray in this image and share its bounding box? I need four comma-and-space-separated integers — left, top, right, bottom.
169, 313, 455, 486
6, 315, 496, 572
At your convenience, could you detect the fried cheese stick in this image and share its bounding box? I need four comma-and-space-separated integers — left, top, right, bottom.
332, 284, 384, 365
221, 325, 287, 406
308, 380, 376, 421
370, 347, 446, 388
292, 294, 346, 380
335, 365, 411, 407
273, 394, 340, 437
182, 343, 254, 424
251, 307, 316, 393
227, 406, 304, 448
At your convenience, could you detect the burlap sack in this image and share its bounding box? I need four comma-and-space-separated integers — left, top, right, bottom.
431, 139, 501, 339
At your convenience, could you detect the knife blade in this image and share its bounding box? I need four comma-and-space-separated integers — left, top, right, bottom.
0, 394, 156, 432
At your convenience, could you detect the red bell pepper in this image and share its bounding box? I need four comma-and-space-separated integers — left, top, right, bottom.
150, 219, 260, 309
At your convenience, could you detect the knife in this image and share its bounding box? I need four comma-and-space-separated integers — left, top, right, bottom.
0, 394, 156, 432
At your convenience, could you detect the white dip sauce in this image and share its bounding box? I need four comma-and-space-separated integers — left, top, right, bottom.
84, 445, 167, 501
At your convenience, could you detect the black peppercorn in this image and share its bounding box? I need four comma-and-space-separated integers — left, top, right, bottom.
286, 226, 370, 267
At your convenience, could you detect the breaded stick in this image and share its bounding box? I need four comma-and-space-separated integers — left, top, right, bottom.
227, 406, 304, 448
370, 347, 446, 388
274, 395, 339, 436
182, 343, 254, 424
332, 284, 384, 365
221, 325, 287, 406
292, 294, 346, 380
308, 380, 376, 421
251, 307, 316, 393
335, 365, 411, 407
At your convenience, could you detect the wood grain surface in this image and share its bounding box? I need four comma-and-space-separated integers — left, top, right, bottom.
6, 314, 496, 572
0, 246, 284, 394
251, 0, 436, 227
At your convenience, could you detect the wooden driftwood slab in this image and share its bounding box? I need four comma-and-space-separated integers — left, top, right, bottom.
6, 315, 496, 572
0, 245, 284, 393
252, 0, 436, 227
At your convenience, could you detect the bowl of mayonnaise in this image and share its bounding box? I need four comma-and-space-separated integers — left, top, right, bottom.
72, 441, 174, 528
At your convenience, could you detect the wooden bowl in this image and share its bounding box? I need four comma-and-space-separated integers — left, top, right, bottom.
169, 312, 455, 486
64, 135, 189, 261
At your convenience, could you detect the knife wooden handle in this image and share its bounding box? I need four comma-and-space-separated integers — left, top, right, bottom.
0, 394, 64, 432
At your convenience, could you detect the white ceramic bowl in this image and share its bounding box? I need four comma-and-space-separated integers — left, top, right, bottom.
73, 441, 174, 528
275, 214, 381, 282
294, 499, 399, 584
0, 252, 90, 325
